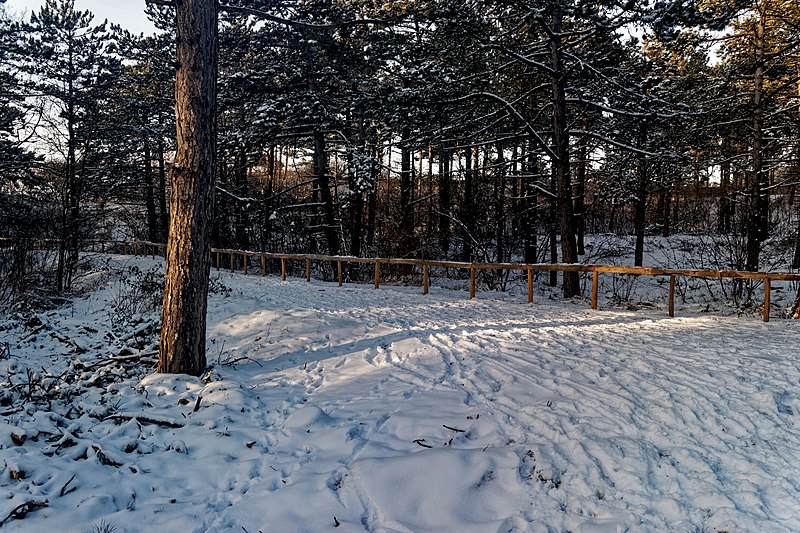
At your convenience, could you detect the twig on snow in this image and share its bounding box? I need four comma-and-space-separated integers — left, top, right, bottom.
218, 355, 263, 367
59, 474, 77, 497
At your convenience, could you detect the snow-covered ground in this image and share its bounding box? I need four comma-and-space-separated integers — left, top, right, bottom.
2, 253, 800, 532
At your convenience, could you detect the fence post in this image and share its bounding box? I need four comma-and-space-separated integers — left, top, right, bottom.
668, 275, 676, 318
763, 277, 771, 323
423, 263, 429, 295
338, 260, 343, 286
215, 250, 220, 271
374, 261, 381, 289
469, 266, 475, 300
230, 252, 235, 273
243, 254, 248, 275
527, 268, 533, 304
260, 254, 266, 276
281, 257, 286, 281
591, 270, 599, 310
306, 257, 311, 282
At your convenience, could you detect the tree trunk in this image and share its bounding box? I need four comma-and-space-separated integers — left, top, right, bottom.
158, 0, 218, 376
510, 144, 519, 241
548, 3, 580, 296
158, 137, 169, 242
746, 3, 768, 272
634, 121, 648, 267
143, 133, 158, 243
261, 144, 276, 249
399, 128, 414, 257
438, 146, 452, 256
212, 154, 227, 249
575, 130, 587, 256
495, 142, 505, 264
366, 134, 379, 249
793, 134, 800, 269
347, 113, 367, 265
548, 165, 558, 287
235, 144, 251, 250
461, 145, 475, 261
313, 130, 340, 257
719, 155, 731, 234
522, 144, 538, 264
660, 186, 672, 238
56, 74, 80, 292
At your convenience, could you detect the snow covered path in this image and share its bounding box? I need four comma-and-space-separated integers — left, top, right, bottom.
3, 256, 800, 532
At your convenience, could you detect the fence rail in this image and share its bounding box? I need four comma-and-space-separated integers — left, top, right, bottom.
3, 238, 800, 322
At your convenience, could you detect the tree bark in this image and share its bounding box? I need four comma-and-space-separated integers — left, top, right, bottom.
719, 155, 731, 234
522, 143, 538, 264
314, 130, 340, 257
575, 130, 587, 256
494, 142, 505, 264
158, 0, 218, 376
794, 140, 800, 269
461, 145, 475, 261
143, 132, 158, 243
158, 137, 169, 242
547, 2, 580, 296
235, 144, 251, 250
438, 146, 452, 256
634, 120, 648, 267
746, 2, 768, 272
399, 128, 414, 258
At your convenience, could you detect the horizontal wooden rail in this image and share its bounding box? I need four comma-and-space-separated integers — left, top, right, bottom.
4, 238, 800, 322
199, 246, 800, 322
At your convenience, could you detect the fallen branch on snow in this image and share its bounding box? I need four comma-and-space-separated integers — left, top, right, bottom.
104, 413, 185, 428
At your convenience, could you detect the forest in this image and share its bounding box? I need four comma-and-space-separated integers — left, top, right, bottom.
3, 2, 800, 530
1, 0, 799, 303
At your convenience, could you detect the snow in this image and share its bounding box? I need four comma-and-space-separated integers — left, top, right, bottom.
2, 253, 800, 532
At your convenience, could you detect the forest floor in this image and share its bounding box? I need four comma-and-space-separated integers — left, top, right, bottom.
2, 246, 800, 532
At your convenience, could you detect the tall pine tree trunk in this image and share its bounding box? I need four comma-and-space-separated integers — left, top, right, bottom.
438, 146, 452, 257
548, 165, 558, 287
634, 121, 648, 267
56, 87, 80, 291
547, 2, 580, 296
158, 0, 217, 376
575, 130, 587, 256
143, 133, 159, 243
495, 142, 505, 264
235, 144, 251, 250
461, 145, 475, 261
158, 137, 169, 242
719, 153, 732, 234
746, 3, 768, 272
399, 129, 414, 258
313, 130, 340, 257
522, 144, 538, 264
793, 136, 800, 269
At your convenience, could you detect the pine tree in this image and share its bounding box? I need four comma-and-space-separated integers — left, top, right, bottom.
158, 0, 217, 376
22, 0, 118, 290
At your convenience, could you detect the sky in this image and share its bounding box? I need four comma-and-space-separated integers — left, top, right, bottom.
5, 0, 158, 35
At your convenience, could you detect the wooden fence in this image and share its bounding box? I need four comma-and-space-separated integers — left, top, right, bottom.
205, 248, 799, 322
4, 238, 800, 322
